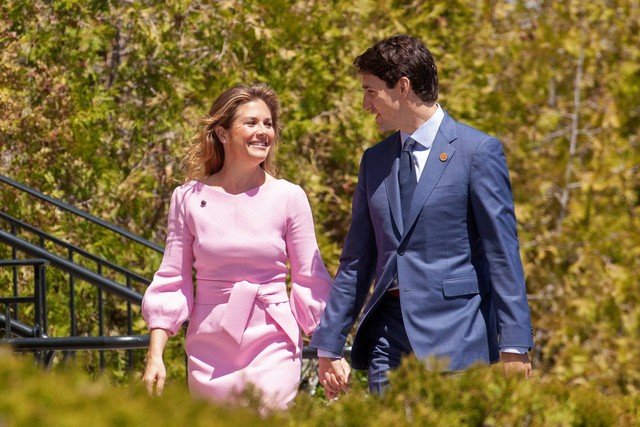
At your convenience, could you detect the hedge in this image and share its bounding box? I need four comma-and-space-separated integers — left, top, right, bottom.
1, 350, 637, 426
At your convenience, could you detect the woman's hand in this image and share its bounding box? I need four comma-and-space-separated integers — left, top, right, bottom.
142, 353, 167, 396
142, 328, 171, 396
318, 357, 351, 399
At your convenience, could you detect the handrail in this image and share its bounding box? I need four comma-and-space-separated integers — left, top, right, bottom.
3, 335, 351, 360
0, 212, 151, 285
3, 335, 151, 351
0, 259, 49, 267
0, 231, 143, 305
0, 174, 164, 254
0, 314, 37, 337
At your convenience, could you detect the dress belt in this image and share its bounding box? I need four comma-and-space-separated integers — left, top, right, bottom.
196, 280, 299, 348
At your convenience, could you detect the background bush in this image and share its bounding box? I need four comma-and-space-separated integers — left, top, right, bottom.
1, 0, 639, 415
1, 350, 637, 426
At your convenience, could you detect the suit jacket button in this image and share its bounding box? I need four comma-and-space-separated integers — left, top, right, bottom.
398, 249, 405, 256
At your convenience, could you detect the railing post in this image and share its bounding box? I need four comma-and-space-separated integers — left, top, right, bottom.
10, 224, 19, 322
33, 263, 47, 337
0, 259, 49, 339
4, 305, 11, 338
97, 262, 105, 370
126, 275, 134, 371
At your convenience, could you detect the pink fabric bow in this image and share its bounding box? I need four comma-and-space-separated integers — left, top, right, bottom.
218, 280, 300, 347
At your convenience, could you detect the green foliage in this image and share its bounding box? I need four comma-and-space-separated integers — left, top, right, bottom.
1, 351, 638, 426
0, 349, 275, 426
1, 0, 640, 403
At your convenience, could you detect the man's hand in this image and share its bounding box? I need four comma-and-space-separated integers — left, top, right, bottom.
501, 352, 532, 379
318, 357, 351, 399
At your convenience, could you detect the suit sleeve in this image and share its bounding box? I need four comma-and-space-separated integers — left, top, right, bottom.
468, 137, 533, 349
310, 151, 377, 354
141, 186, 195, 336
284, 185, 332, 336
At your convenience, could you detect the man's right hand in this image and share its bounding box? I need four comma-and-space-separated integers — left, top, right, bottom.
318, 357, 351, 399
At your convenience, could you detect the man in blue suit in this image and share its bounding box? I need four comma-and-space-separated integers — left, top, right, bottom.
311, 35, 534, 396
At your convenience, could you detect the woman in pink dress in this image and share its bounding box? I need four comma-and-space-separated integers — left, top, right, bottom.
141, 84, 349, 410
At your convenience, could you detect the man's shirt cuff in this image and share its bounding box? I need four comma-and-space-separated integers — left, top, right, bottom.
317, 349, 342, 358
500, 347, 529, 354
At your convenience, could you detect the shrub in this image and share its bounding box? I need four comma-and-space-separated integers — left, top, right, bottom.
1, 350, 637, 426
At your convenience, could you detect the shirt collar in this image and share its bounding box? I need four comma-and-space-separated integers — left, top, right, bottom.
399, 104, 444, 149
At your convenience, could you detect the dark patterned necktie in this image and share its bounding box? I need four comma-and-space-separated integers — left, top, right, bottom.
399, 137, 417, 226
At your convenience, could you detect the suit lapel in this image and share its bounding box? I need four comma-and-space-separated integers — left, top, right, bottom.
402, 112, 458, 239
384, 133, 403, 235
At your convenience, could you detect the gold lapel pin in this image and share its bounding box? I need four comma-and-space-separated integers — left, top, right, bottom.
439, 152, 448, 162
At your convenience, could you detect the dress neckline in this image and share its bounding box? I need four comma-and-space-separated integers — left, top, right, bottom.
196, 179, 282, 197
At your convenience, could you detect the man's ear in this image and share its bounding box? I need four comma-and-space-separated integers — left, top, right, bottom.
399, 76, 411, 96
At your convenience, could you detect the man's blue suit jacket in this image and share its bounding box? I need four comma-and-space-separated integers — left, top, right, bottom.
311, 111, 534, 371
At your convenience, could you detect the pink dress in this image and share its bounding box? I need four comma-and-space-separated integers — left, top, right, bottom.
141, 179, 332, 409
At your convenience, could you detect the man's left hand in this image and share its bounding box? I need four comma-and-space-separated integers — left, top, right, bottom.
501, 352, 532, 379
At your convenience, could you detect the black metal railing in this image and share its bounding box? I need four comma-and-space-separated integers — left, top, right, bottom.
0, 229, 149, 369
0, 175, 159, 371
0, 230, 144, 303
5, 335, 151, 368
1, 213, 150, 285
0, 175, 163, 254
0, 258, 48, 339
0, 259, 148, 368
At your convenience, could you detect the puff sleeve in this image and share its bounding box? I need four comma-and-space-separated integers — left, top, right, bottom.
285, 185, 332, 336
141, 186, 195, 336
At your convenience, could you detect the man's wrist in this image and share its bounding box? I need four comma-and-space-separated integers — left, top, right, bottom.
317, 349, 342, 358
